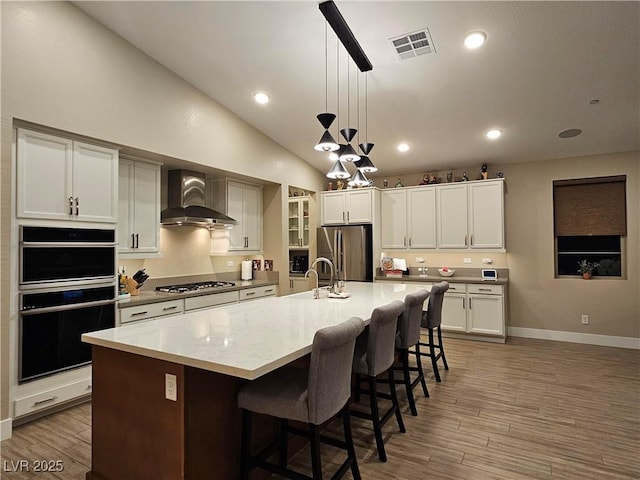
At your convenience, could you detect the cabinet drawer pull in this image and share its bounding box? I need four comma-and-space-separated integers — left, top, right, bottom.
34, 396, 58, 406
245, 292, 256, 296
264, 288, 274, 293
478, 288, 492, 292
163, 306, 178, 311
130, 311, 148, 317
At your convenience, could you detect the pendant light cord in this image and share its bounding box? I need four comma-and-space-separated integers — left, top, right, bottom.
324, 22, 328, 112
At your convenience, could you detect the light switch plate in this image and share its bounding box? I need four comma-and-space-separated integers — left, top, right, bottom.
463, 258, 472, 264
415, 257, 425, 263
226, 261, 234, 267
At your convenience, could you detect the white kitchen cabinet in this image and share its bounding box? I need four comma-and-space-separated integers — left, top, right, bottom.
288, 197, 310, 248
17, 128, 118, 223
288, 277, 310, 294
185, 291, 239, 311
119, 299, 185, 325
211, 180, 263, 252
441, 283, 505, 338
380, 187, 436, 249
118, 159, 161, 256
13, 377, 92, 418
468, 181, 504, 249
320, 189, 374, 225
436, 179, 504, 250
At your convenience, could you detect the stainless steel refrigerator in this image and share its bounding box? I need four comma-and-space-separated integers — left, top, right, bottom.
317, 225, 373, 285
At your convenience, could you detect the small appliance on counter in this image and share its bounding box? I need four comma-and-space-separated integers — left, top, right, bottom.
291, 254, 308, 273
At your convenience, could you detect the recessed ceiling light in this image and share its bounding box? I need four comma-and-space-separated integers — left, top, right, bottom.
464, 31, 487, 49
589, 99, 600, 105
485, 128, 502, 140
397, 143, 410, 152
253, 92, 270, 104
558, 128, 582, 138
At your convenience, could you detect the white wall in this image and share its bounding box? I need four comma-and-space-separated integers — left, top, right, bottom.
0, 1, 325, 421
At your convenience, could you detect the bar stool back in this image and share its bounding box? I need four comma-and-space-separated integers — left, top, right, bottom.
419, 281, 450, 382
395, 289, 430, 416
238, 317, 365, 480
351, 300, 405, 462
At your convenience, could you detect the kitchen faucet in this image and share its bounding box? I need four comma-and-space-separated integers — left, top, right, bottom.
304, 268, 320, 299
309, 257, 335, 293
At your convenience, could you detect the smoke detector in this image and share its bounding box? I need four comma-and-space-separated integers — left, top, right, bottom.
389, 28, 436, 61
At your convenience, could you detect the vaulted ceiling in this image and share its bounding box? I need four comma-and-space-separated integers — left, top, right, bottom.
75, 1, 639, 177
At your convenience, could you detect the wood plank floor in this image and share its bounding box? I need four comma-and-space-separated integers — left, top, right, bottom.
2, 337, 639, 480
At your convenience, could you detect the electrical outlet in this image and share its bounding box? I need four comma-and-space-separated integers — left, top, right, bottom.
165, 373, 177, 401
581, 315, 589, 325
463, 258, 472, 264
415, 257, 425, 263
482, 258, 493, 264
226, 261, 234, 267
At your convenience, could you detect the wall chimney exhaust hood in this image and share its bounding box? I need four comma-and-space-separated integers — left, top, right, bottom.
161, 170, 238, 228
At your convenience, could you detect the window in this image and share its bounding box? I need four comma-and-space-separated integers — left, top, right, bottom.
553, 176, 626, 278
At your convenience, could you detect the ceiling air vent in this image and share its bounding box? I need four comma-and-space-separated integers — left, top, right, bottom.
389, 28, 436, 61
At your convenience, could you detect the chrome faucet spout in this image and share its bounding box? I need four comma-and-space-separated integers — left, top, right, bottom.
304, 268, 320, 299
310, 257, 335, 293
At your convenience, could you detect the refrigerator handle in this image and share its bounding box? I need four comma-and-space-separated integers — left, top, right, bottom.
342, 228, 347, 281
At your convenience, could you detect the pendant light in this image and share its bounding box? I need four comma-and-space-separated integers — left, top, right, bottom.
348, 168, 369, 187
358, 72, 377, 171
314, 23, 339, 152
339, 56, 360, 163
326, 159, 351, 179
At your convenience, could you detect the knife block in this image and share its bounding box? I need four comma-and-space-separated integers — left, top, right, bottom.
126, 277, 140, 296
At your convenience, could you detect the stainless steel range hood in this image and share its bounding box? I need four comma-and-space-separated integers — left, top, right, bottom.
161, 170, 238, 228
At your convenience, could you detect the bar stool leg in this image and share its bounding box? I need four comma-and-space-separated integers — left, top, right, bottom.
388, 368, 406, 433
414, 343, 430, 398
342, 405, 361, 480
429, 328, 441, 382
310, 424, 322, 480
401, 349, 418, 416
279, 418, 289, 468
240, 409, 252, 480
368, 376, 386, 462
438, 325, 449, 370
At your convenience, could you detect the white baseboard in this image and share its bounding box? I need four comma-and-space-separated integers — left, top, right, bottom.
508, 327, 640, 350
1, 417, 12, 441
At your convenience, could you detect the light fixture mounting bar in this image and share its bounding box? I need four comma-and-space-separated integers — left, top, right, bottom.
319, 1, 373, 73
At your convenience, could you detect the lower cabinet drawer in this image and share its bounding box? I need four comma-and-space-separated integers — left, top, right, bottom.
239, 285, 278, 301
14, 378, 92, 418
468, 284, 503, 295
185, 291, 239, 311
120, 299, 185, 324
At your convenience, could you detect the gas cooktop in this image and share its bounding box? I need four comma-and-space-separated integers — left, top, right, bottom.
155, 281, 236, 294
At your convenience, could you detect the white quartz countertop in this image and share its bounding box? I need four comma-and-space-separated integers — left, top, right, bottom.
83, 282, 429, 380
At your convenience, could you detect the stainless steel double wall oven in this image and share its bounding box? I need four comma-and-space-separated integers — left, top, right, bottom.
19, 226, 117, 383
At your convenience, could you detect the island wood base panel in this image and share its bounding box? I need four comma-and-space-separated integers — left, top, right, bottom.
86, 346, 279, 480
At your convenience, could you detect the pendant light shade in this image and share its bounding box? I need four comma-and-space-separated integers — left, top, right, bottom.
359, 142, 374, 155
340, 127, 358, 143
354, 155, 377, 173
314, 130, 340, 151
339, 143, 360, 162
348, 169, 369, 187
317, 113, 336, 129
326, 159, 351, 179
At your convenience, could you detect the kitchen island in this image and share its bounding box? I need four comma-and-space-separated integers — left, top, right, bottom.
82, 282, 429, 480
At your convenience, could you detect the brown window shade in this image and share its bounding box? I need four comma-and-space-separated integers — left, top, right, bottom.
554, 176, 627, 236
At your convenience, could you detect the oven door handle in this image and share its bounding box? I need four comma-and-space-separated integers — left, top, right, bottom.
20, 242, 118, 248
20, 298, 117, 316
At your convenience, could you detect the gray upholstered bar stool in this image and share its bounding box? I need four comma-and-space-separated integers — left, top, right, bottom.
237, 317, 365, 480
351, 299, 405, 462
394, 289, 430, 416
419, 281, 450, 382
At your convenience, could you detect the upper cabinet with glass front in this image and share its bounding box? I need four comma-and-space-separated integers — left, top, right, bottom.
288, 196, 310, 248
